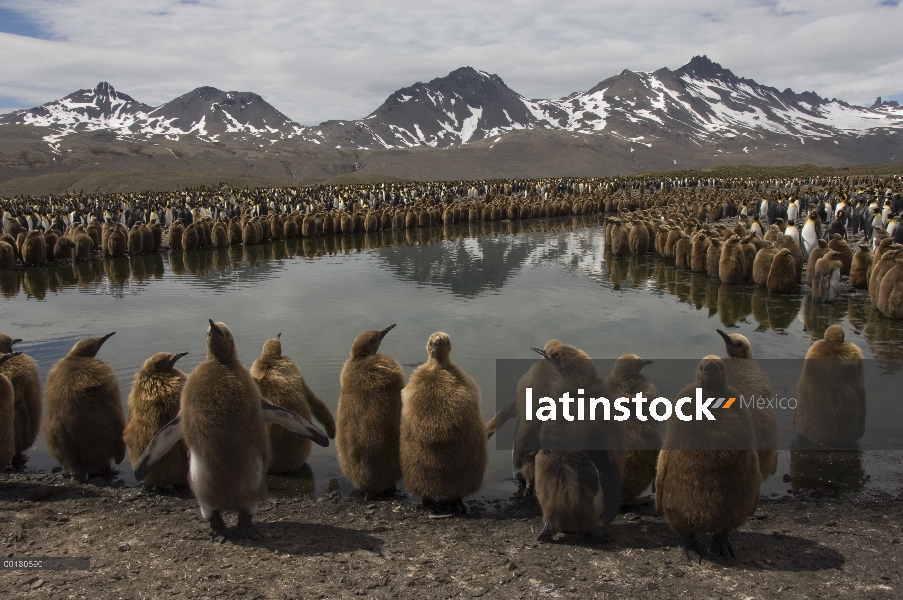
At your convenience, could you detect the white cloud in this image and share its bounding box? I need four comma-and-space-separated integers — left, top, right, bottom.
0, 1, 900, 123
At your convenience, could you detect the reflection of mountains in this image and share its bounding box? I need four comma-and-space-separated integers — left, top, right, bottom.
378, 235, 534, 298
377, 216, 605, 297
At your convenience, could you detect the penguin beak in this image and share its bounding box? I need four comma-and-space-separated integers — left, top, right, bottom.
531, 346, 551, 360
277, 332, 282, 340
98, 332, 115, 347
170, 352, 189, 366
378, 324, 396, 340
10, 339, 22, 346
716, 329, 737, 347
642, 360, 653, 368
0, 352, 22, 366
208, 319, 225, 338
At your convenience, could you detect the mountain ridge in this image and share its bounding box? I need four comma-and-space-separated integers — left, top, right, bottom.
4, 56, 902, 153
1, 56, 902, 191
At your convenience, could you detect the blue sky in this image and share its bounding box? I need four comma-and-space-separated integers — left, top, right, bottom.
1, 1, 901, 123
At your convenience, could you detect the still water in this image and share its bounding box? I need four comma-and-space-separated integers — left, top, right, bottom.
3, 216, 902, 500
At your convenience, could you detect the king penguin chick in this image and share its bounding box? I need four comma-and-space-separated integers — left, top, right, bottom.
716, 330, 777, 480
605, 355, 660, 501
849, 244, 872, 290
124, 352, 189, 488
811, 250, 843, 302
252, 333, 336, 474
0, 352, 21, 469
794, 325, 865, 446
877, 258, 903, 319
766, 248, 797, 294
43, 332, 125, 479
336, 325, 405, 498
133, 320, 328, 542
401, 332, 486, 513
719, 235, 745, 285
533, 343, 626, 542
0, 333, 42, 457
655, 356, 760, 561
485, 339, 566, 496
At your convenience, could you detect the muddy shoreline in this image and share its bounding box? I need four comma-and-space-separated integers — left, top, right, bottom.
0, 472, 900, 599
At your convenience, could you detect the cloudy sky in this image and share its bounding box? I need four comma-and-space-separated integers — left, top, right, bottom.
1, 1, 901, 124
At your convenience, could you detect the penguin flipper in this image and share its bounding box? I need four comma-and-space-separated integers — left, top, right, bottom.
133, 416, 182, 481
485, 400, 518, 440
812, 269, 826, 299
261, 400, 329, 447
589, 452, 622, 527
115, 437, 126, 465
304, 389, 337, 439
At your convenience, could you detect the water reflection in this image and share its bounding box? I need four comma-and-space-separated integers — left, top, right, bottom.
4, 217, 903, 501
267, 463, 317, 498
790, 436, 867, 499
4, 218, 903, 367
800, 293, 849, 340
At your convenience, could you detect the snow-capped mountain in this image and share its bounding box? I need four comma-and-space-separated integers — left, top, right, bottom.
318, 56, 903, 149
139, 87, 303, 140
3, 56, 902, 156
0, 82, 304, 151
0, 82, 153, 131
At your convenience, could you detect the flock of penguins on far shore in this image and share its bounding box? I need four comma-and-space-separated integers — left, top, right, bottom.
2, 174, 903, 317
0, 174, 894, 561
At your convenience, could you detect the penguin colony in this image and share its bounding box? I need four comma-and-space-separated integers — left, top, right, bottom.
0, 172, 895, 554
5, 174, 903, 319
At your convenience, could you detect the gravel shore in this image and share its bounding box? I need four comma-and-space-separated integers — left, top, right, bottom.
0, 472, 900, 599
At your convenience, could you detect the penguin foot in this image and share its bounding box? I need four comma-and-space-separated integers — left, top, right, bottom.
710, 534, 736, 560
524, 481, 535, 496
421, 496, 442, 513
448, 499, 467, 514
10, 452, 27, 470
208, 512, 228, 544
235, 511, 263, 540
364, 486, 398, 501
537, 522, 556, 543
681, 534, 704, 564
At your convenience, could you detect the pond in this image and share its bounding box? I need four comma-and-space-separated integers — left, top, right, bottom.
3, 215, 902, 500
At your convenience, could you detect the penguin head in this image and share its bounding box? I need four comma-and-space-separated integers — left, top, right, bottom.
609, 354, 652, 378
824, 250, 842, 262
531, 340, 591, 376
696, 355, 727, 388
824, 325, 845, 344
716, 329, 752, 359
350, 324, 395, 358
261, 335, 283, 360
145, 351, 188, 373
206, 320, 236, 363
0, 334, 22, 354
68, 332, 115, 358
426, 332, 452, 362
